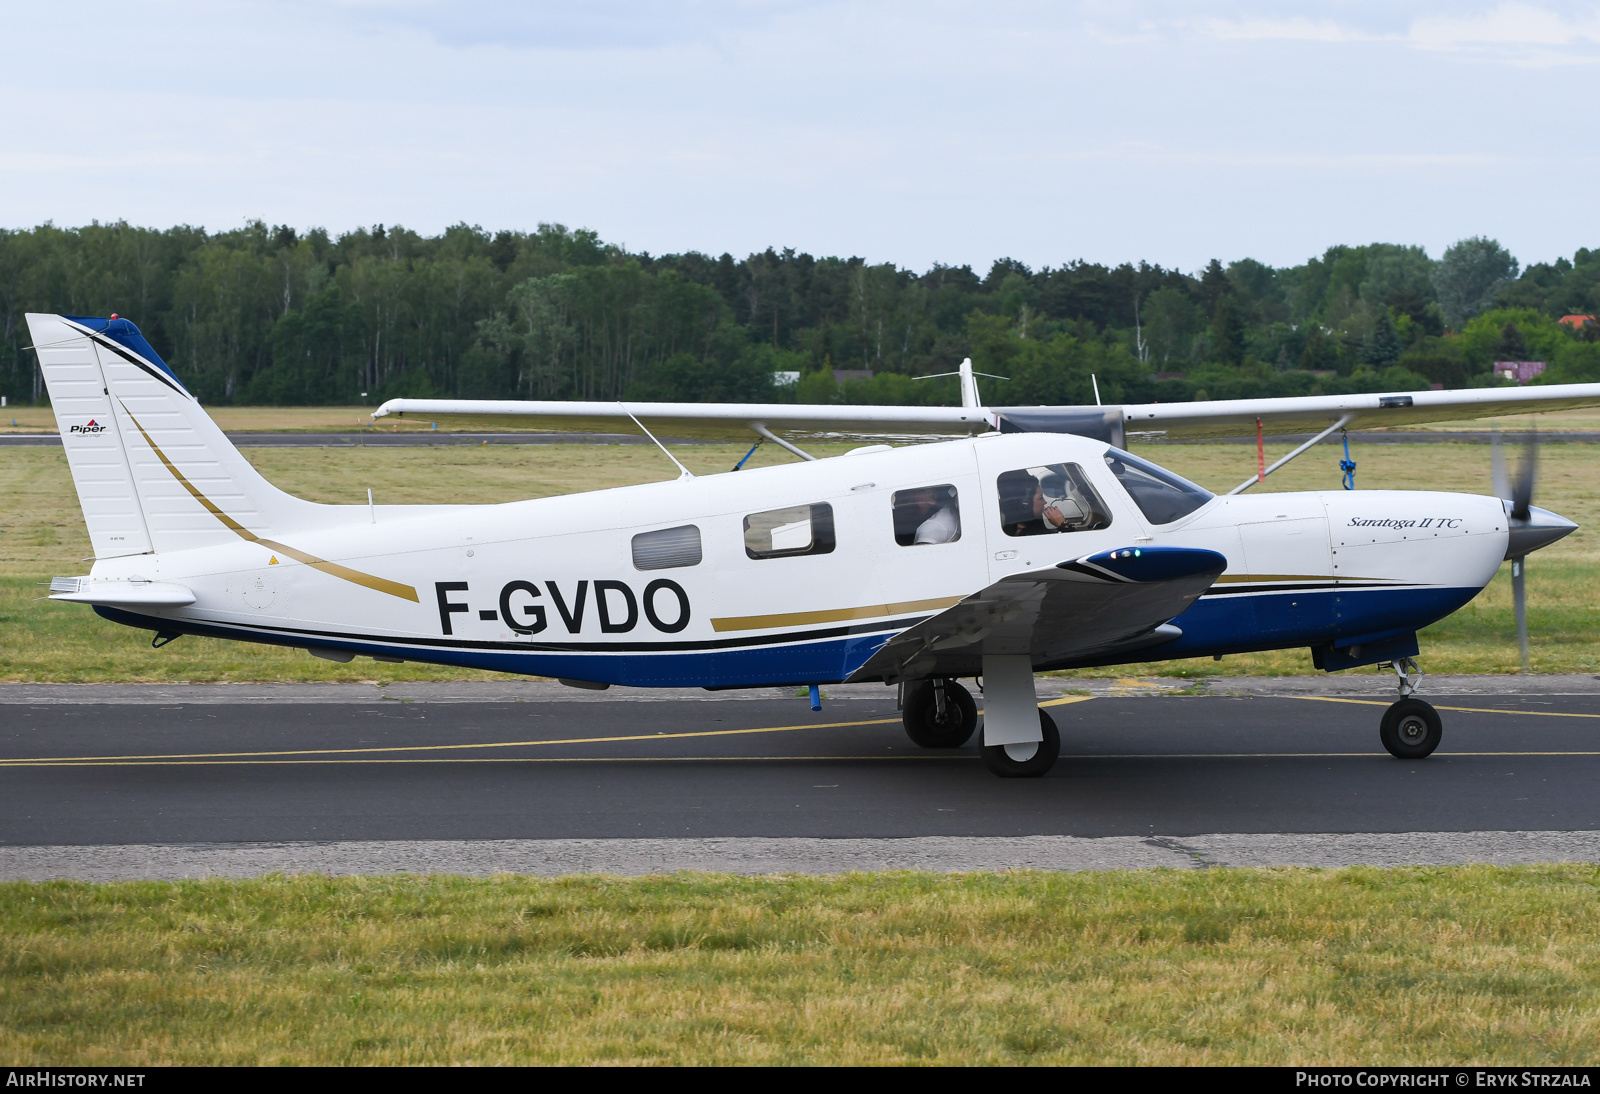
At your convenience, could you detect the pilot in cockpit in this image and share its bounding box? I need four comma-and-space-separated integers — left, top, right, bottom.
998, 467, 1096, 537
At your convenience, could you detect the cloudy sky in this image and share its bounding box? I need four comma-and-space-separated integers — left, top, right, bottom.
2, 1, 1596, 272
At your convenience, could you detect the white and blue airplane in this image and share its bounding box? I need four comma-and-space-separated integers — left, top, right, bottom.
26, 312, 1591, 776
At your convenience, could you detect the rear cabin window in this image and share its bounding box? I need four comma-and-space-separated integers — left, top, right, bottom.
996, 464, 1112, 537
632, 525, 702, 570
891, 485, 961, 546
744, 503, 836, 559
1102, 449, 1213, 525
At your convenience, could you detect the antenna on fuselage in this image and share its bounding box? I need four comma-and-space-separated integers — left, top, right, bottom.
620, 403, 694, 480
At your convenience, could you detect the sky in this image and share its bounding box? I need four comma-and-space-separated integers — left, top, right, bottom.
2, 1, 1597, 274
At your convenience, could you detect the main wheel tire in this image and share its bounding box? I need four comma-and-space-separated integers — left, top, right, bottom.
980, 709, 1061, 778
902, 678, 978, 748
1380, 698, 1442, 759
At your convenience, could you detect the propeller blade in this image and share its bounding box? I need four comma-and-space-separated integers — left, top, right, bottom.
1491, 431, 1510, 502
1511, 429, 1537, 522
1513, 556, 1530, 672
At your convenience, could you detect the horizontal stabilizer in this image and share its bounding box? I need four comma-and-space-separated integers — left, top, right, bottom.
48, 577, 196, 607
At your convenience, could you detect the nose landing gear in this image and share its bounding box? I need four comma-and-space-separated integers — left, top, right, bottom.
1380, 657, 1441, 759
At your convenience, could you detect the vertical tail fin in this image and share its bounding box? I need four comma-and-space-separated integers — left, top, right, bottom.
959, 357, 981, 410
26, 313, 323, 558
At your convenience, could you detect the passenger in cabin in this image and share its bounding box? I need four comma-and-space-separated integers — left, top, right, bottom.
892, 486, 961, 546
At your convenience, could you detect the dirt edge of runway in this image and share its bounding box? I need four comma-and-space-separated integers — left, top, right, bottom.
5, 831, 1600, 881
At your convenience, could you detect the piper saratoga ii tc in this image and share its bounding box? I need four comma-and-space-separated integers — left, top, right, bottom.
28, 312, 1588, 776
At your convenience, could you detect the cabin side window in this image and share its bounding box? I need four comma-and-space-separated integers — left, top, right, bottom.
996, 464, 1112, 537
743, 503, 836, 559
891, 485, 961, 546
632, 525, 702, 570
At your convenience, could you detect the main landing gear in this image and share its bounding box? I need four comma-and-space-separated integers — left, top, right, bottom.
980, 709, 1061, 778
1380, 657, 1442, 759
901, 678, 978, 748
900, 656, 1062, 778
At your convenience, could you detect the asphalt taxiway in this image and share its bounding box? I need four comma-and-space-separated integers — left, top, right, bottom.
3, 675, 1600, 878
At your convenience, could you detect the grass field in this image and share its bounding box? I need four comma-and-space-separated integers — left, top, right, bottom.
3, 867, 1599, 1065
2, 424, 1597, 681
1, 405, 394, 433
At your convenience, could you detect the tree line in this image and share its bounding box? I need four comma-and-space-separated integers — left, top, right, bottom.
1, 220, 1597, 409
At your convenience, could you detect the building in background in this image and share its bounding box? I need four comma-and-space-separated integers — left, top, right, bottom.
1495, 361, 1547, 384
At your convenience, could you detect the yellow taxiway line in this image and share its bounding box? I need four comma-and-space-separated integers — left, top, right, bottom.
1291, 696, 1600, 718
7, 693, 1595, 769
0, 716, 902, 765
0, 695, 1094, 768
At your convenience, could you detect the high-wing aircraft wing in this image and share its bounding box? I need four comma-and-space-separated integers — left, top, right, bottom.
1058, 383, 1600, 442
371, 359, 1600, 446
368, 398, 988, 442
847, 545, 1227, 683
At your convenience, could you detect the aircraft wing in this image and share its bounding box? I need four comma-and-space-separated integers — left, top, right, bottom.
846, 545, 1226, 682
369, 398, 988, 442
1074, 382, 1600, 441
373, 382, 1600, 445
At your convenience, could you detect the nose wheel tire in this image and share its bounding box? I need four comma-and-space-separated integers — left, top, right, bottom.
980, 709, 1061, 778
902, 678, 978, 748
1380, 698, 1442, 759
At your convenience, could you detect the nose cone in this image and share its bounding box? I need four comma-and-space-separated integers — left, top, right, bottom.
1505, 504, 1578, 559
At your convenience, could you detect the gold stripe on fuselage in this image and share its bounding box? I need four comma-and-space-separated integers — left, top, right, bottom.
1216, 574, 1331, 583
1213, 574, 1401, 584
711, 595, 963, 633
121, 405, 420, 603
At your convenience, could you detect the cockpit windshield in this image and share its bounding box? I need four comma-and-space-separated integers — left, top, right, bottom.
1102, 448, 1214, 525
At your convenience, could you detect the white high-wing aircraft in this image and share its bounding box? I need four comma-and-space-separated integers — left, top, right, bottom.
27, 312, 1591, 777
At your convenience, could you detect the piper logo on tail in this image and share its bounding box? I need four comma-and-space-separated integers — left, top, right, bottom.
69, 419, 106, 434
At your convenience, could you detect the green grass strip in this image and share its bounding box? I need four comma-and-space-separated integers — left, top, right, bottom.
5, 867, 1600, 1064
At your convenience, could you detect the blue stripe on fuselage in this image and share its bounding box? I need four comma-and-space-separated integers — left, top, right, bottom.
1056, 584, 1480, 670
94, 583, 1479, 687
92, 605, 896, 688
1168, 584, 1478, 656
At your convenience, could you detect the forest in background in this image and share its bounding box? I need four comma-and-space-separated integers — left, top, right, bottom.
1, 220, 1598, 408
